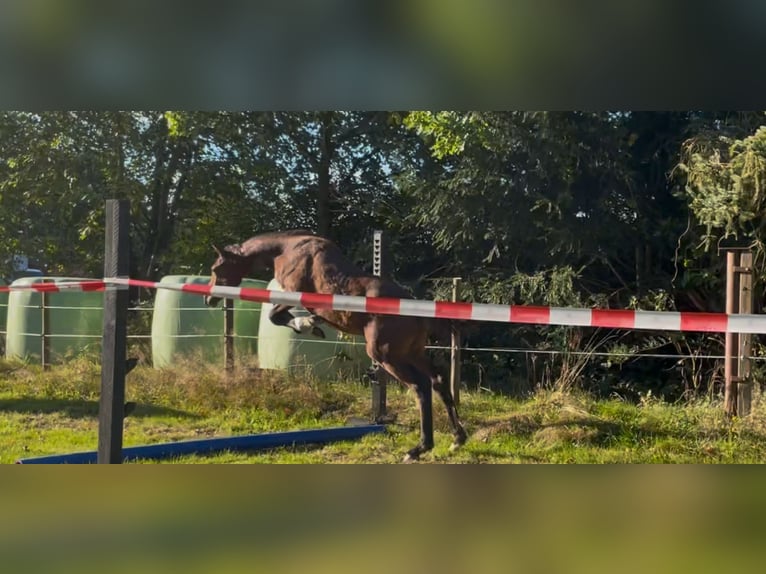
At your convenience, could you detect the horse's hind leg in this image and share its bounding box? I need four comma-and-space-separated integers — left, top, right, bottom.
431, 374, 468, 451
413, 356, 467, 451
378, 360, 434, 462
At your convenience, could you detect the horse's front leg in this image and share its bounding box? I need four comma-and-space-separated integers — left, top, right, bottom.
268, 304, 295, 327
269, 304, 326, 339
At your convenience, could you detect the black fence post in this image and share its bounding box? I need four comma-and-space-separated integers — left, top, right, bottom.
98, 199, 130, 464
371, 230, 387, 421
41, 288, 51, 370
450, 277, 462, 407
224, 298, 234, 372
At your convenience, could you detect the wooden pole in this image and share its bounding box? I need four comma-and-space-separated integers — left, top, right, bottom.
724, 251, 740, 417
737, 251, 753, 417
98, 199, 130, 464
224, 297, 234, 372
450, 277, 462, 407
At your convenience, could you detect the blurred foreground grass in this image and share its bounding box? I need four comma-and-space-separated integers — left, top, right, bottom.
2, 463, 764, 574
3, 356, 766, 573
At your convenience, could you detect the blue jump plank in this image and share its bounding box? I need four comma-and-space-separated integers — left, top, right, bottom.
16, 424, 386, 464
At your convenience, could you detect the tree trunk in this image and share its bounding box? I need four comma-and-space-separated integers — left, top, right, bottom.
316, 113, 334, 238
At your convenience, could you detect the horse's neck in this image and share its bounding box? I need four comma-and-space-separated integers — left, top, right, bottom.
239, 236, 285, 262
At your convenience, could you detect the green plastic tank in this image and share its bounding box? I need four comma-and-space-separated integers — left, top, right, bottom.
257, 279, 369, 379
151, 275, 267, 368
5, 277, 104, 363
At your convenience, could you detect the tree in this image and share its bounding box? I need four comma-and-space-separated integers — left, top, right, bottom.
257, 111, 427, 270
401, 111, 729, 398
0, 111, 287, 279
677, 112, 766, 300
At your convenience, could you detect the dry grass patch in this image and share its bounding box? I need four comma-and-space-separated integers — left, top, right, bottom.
126, 355, 359, 421
532, 424, 602, 447
472, 414, 539, 443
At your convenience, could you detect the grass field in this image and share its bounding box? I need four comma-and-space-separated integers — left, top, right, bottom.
2, 355, 765, 463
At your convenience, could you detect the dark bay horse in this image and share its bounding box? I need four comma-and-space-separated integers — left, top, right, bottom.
203, 231, 467, 462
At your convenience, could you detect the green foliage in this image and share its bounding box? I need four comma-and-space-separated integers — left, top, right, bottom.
3, 110, 766, 400
680, 124, 766, 250
403, 111, 489, 158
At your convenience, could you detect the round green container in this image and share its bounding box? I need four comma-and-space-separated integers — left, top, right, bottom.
257, 279, 369, 379
5, 277, 104, 363
151, 275, 266, 368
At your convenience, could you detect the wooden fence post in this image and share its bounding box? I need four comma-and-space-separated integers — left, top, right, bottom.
720, 240, 754, 418
98, 199, 130, 464
737, 250, 753, 416
724, 250, 739, 417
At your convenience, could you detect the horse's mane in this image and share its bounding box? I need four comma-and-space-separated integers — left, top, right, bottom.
252, 229, 319, 239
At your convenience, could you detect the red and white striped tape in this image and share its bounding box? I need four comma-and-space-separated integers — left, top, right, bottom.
0, 280, 107, 293
106, 277, 766, 335
3, 277, 764, 334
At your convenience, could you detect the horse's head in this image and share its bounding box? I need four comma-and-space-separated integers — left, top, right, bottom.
204, 244, 249, 307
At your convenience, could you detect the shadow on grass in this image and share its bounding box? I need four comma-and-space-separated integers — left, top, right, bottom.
0, 397, 201, 420
463, 446, 546, 463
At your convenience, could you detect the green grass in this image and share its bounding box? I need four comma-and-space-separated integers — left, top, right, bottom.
1, 356, 766, 463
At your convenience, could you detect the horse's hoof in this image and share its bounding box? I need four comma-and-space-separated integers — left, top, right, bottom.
403, 444, 429, 463
451, 428, 468, 451
311, 326, 326, 339
402, 452, 419, 463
